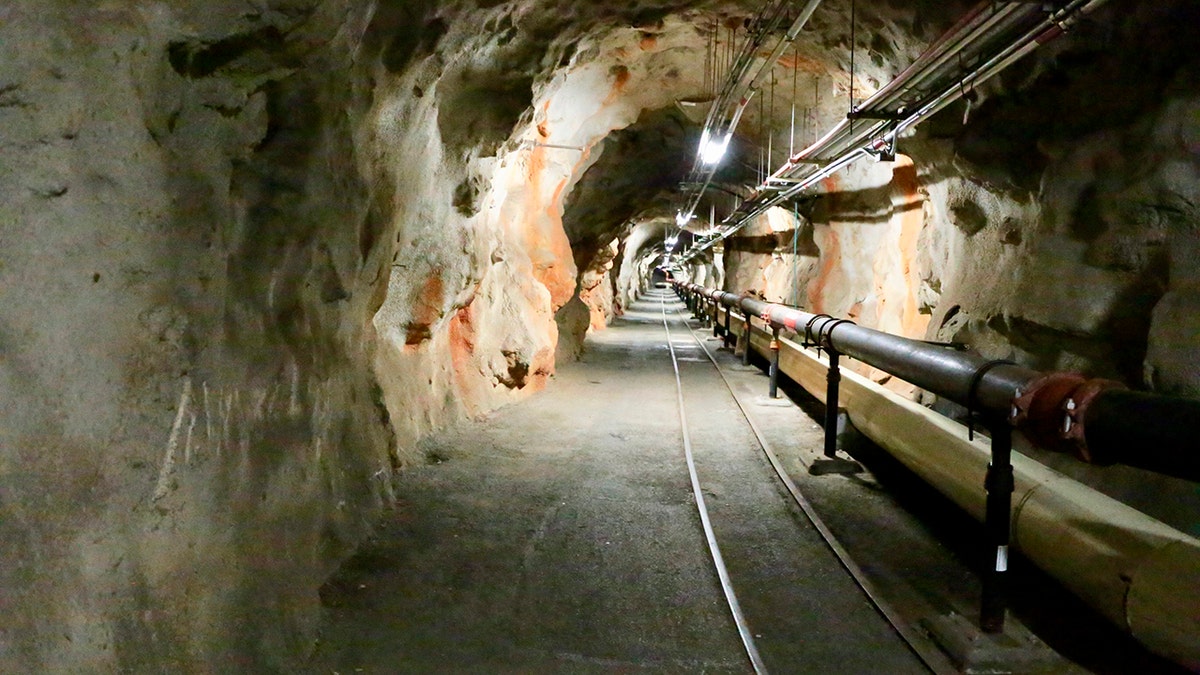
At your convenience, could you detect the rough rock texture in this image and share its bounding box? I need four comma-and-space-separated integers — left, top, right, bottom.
0, 0, 771, 669
0, 2, 394, 670
2, 0, 1198, 671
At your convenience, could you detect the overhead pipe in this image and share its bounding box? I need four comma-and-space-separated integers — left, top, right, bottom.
672, 280, 1200, 667
678, 0, 1112, 264
709, 0, 1110, 245
857, 2, 1006, 113
762, 2, 1033, 185
677, 0, 825, 226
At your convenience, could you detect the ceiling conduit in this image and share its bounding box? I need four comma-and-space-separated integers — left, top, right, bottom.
677, 0, 1112, 264
676, 0, 824, 229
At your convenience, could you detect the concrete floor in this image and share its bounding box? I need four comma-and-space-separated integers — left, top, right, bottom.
308, 292, 1184, 674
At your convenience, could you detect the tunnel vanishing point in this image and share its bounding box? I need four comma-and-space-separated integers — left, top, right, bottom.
1, 0, 1199, 672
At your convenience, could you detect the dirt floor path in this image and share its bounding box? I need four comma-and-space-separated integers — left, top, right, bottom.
307, 292, 927, 673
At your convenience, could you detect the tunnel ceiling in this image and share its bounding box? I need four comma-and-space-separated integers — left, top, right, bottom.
387, 0, 980, 281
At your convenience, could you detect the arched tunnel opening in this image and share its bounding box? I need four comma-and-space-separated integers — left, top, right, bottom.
2, 1, 1199, 672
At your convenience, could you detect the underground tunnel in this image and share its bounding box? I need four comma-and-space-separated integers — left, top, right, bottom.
2, 0, 1199, 671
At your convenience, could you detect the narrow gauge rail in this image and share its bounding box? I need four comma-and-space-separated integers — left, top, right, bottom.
656, 289, 954, 675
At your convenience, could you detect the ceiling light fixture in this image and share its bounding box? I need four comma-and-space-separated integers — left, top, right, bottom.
699, 133, 731, 165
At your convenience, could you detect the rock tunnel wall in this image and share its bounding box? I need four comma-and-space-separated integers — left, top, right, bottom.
722, 1, 1200, 399
0, 2, 397, 669
2, 0, 1197, 671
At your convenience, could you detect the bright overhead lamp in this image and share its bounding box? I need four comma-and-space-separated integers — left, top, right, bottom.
700, 133, 731, 165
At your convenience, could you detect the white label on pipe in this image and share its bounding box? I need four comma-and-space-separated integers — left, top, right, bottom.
996, 545, 1009, 572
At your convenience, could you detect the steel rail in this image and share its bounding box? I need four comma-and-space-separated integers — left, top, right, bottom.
659, 292, 769, 675
674, 298, 955, 675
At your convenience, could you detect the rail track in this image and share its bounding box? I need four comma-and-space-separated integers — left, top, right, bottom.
657, 288, 955, 675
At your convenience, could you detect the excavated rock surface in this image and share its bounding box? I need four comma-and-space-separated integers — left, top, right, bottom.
2, 0, 1198, 671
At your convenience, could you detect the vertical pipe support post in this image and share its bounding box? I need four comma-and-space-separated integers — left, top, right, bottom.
823, 348, 841, 459
724, 305, 733, 349
768, 327, 782, 398
741, 312, 753, 366
980, 419, 1014, 633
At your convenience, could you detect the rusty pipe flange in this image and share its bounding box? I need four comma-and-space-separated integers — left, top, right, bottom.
1011, 373, 1088, 453
1061, 378, 1127, 463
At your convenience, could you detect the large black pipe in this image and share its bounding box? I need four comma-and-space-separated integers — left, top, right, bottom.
676, 281, 1200, 483
1084, 390, 1200, 480
726, 291, 1040, 411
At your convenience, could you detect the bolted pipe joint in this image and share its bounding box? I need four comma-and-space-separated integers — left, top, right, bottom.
1010, 373, 1125, 463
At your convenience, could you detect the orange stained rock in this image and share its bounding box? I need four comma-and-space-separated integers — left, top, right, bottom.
891, 155, 931, 340
807, 175, 841, 314
405, 274, 444, 346
447, 303, 477, 395
807, 224, 839, 315
519, 144, 572, 309
777, 54, 827, 75
639, 34, 658, 51
603, 65, 632, 106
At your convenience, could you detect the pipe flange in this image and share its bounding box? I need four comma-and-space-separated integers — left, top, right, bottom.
1011, 373, 1087, 453
1061, 379, 1127, 463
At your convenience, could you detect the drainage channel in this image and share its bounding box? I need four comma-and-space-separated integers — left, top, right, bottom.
657, 289, 946, 675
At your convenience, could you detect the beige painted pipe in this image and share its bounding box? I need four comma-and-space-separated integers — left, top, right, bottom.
734, 319, 1200, 668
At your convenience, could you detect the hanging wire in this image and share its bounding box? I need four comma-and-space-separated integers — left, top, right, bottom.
848, 0, 857, 133
792, 202, 800, 306
769, 60, 775, 170
705, 17, 712, 98
790, 38, 798, 157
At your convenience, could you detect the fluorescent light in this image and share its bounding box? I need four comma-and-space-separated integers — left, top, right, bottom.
700, 133, 731, 165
